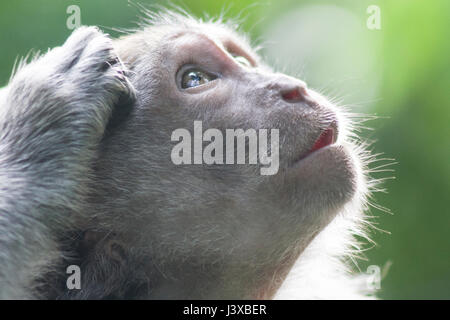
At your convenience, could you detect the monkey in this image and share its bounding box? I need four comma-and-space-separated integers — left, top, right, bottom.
0, 9, 379, 299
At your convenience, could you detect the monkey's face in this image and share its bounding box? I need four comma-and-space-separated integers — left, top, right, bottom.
97, 22, 361, 298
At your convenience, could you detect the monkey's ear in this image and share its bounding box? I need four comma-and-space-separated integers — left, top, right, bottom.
80, 230, 127, 264
105, 239, 128, 264
104, 85, 135, 136
102, 36, 141, 137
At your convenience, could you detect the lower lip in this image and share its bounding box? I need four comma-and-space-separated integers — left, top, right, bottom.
291, 144, 342, 172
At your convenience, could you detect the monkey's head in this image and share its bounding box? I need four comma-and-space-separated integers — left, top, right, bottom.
87, 12, 366, 299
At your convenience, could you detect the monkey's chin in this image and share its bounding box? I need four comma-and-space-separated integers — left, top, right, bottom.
290, 143, 357, 207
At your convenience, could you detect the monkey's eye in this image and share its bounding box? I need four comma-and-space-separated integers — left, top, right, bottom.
181, 69, 216, 89
233, 55, 252, 68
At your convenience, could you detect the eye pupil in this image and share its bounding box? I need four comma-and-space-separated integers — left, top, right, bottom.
181, 69, 214, 89
188, 72, 203, 86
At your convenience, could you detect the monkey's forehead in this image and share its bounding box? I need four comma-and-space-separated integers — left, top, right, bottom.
139, 9, 250, 43
119, 10, 260, 64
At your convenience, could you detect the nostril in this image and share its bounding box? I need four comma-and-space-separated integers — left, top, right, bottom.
281, 87, 308, 103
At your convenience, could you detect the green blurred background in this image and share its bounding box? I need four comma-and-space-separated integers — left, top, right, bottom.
0, 0, 448, 299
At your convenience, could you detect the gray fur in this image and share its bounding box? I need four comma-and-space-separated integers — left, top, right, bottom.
0, 11, 375, 299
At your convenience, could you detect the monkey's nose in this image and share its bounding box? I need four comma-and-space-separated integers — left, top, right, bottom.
281, 86, 309, 103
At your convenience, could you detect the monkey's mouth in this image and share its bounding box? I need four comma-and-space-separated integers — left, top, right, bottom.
296, 121, 338, 162
290, 122, 338, 167
309, 124, 337, 154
